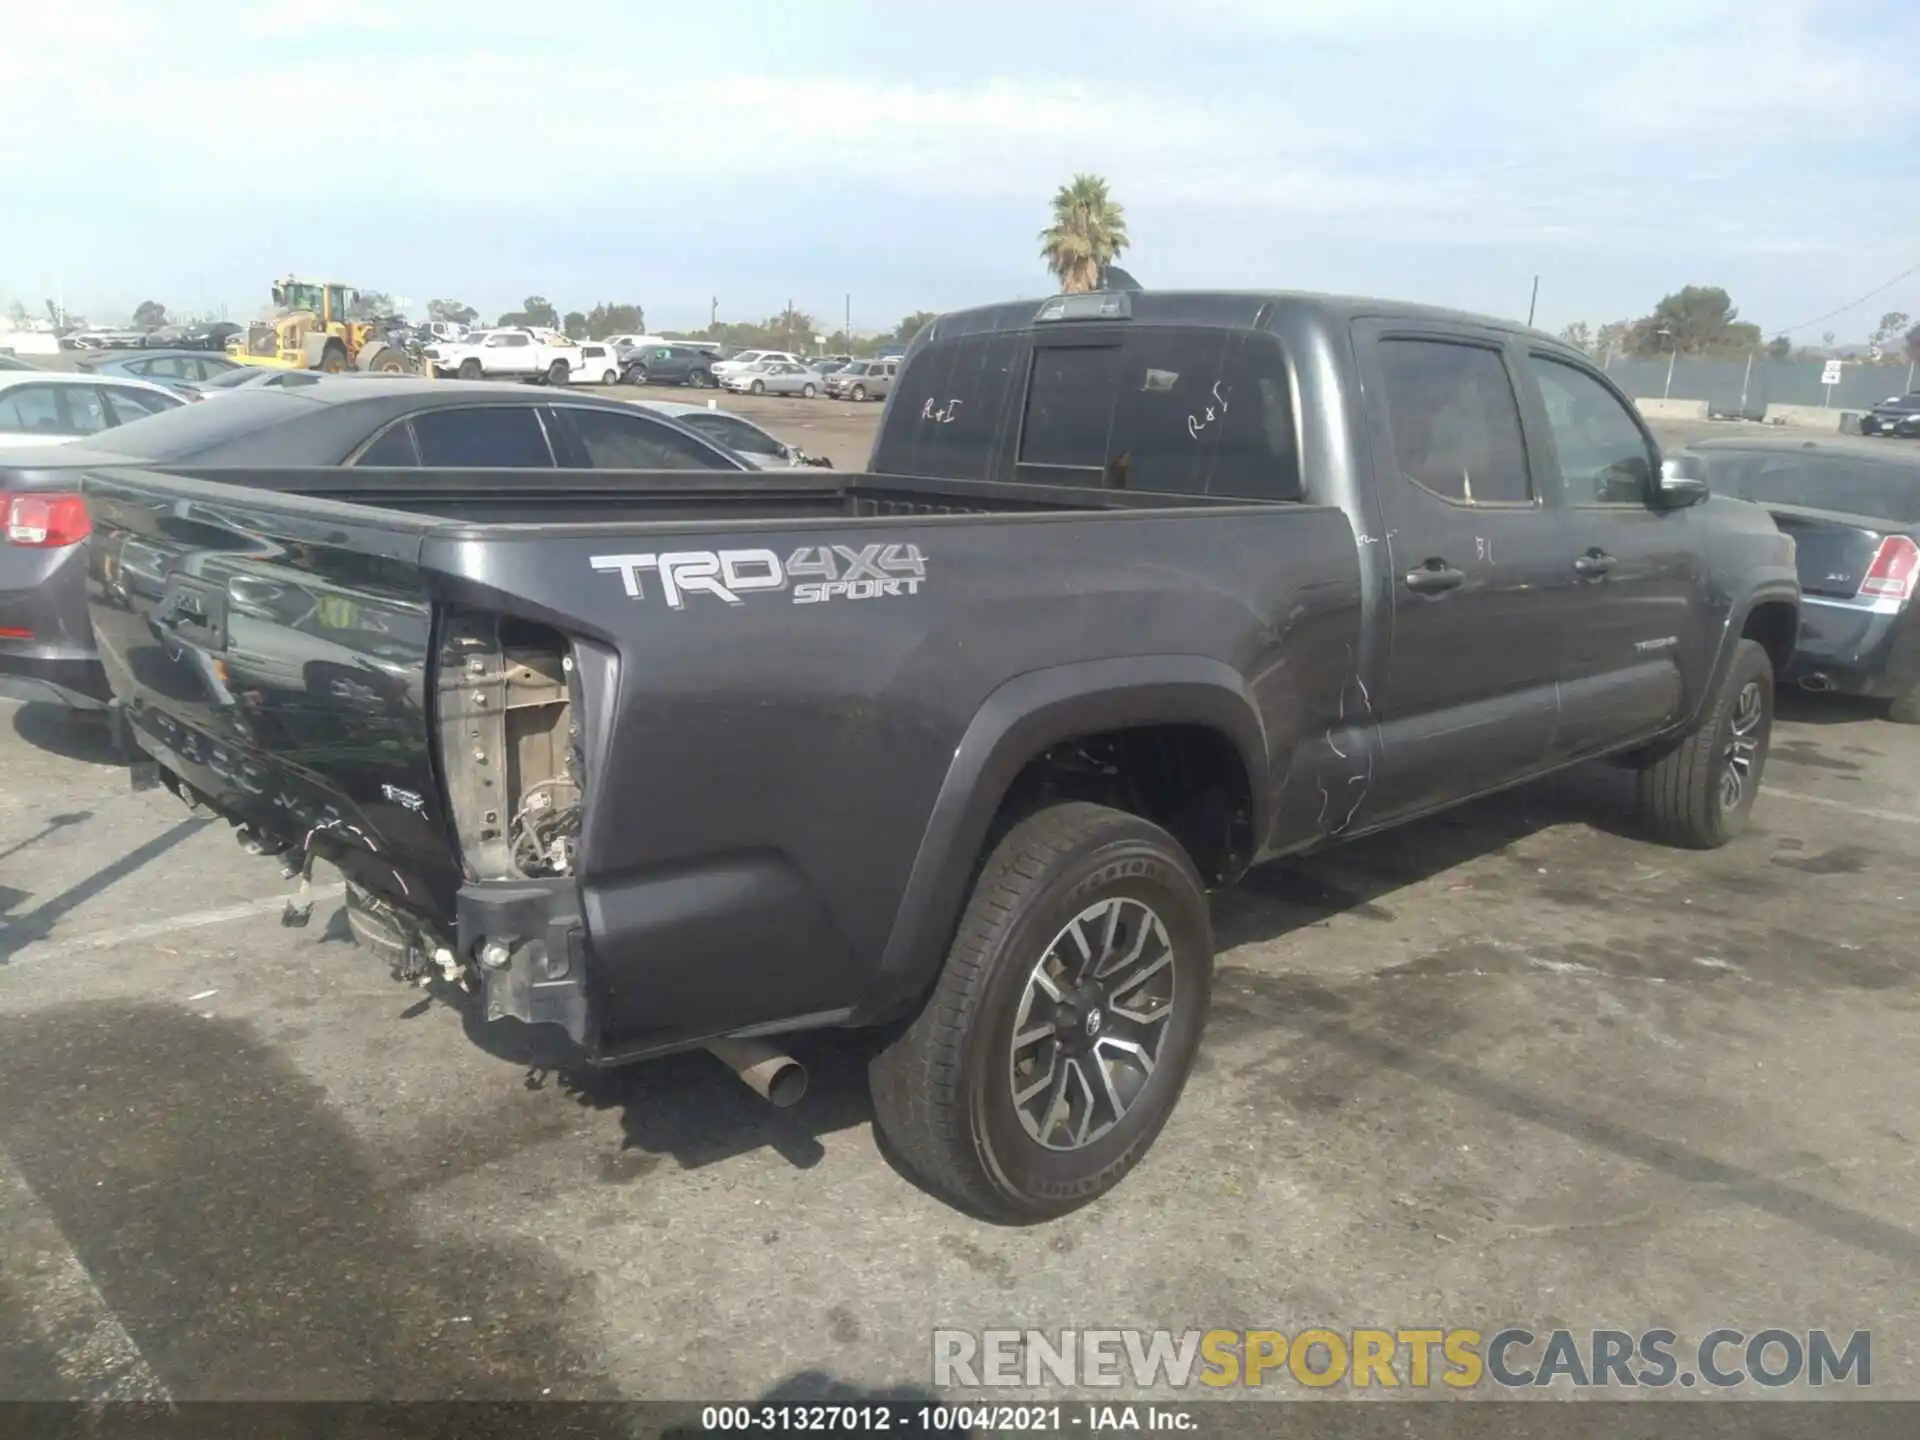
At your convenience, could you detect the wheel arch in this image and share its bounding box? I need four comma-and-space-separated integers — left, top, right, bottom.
856, 655, 1269, 1024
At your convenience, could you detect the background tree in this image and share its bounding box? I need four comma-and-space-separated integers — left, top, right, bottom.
1822, 330, 1837, 350
892, 310, 939, 345
1625, 286, 1757, 357
427, 298, 479, 326
4, 300, 27, 327
1556, 321, 1594, 356
1039, 174, 1129, 294
563, 310, 589, 340
132, 299, 168, 329
1872, 312, 1911, 356
1766, 334, 1793, 362
1593, 320, 1631, 364
584, 302, 645, 339
1907, 324, 1920, 366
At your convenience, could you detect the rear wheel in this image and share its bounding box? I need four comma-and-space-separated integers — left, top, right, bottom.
1887, 690, 1920, 724
547, 359, 570, 386
457, 358, 482, 381
869, 802, 1214, 1222
1636, 638, 1773, 848
687, 370, 707, 389
600, 368, 617, 386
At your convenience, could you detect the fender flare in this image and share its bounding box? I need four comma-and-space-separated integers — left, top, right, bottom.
856, 654, 1269, 1023
1696, 577, 1801, 728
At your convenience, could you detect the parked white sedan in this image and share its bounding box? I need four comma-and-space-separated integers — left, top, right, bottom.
709, 349, 801, 385
0, 371, 187, 449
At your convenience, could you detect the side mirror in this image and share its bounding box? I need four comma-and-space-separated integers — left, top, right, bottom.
1655, 454, 1709, 508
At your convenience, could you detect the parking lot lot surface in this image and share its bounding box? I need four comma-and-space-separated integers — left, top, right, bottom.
2, 406, 1917, 1406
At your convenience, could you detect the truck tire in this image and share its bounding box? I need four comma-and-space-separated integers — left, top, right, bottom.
1636, 638, 1773, 849
458, 358, 482, 381
358, 342, 407, 374
547, 359, 570, 386
869, 801, 1214, 1222
320, 342, 350, 374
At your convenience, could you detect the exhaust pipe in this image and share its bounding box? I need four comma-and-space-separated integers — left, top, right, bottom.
1799, 674, 1835, 693
707, 1036, 808, 1108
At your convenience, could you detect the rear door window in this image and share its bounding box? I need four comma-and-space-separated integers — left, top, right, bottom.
1376, 339, 1532, 505
410, 405, 554, 466
876, 331, 1023, 479
561, 407, 729, 468
59, 384, 111, 436
353, 421, 422, 466
101, 385, 182, 426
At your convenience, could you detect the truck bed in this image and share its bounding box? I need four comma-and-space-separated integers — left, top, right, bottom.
81, 461, 1362, 1060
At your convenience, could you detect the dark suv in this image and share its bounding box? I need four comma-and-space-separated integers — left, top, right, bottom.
620, 343, 718, 389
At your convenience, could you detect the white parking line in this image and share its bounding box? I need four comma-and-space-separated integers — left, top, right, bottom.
0, 885, 347, 973
1768, 787, 1920, 826
0, 1146, 171, 1402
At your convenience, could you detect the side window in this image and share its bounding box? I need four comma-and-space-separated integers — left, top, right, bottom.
686, 414, 784, 457
102, 386, 182, 426
354, 421, 421, 466
1106, 328, 1302, 500
1020, 345, 1123, 472
410, 406, 553, 467
564, 408, 726, 469
1526, 355, 1655, 505
0, 384, 65, 435
58, 385, 110, 436
1376, 339, 1532, 505
144, 356, 189, 379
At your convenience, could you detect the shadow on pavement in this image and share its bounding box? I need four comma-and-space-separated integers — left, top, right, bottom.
10, 704, 122, 766
0, 816, 209, 962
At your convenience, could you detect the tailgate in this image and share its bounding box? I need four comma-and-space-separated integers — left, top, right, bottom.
82, 468, 465, 913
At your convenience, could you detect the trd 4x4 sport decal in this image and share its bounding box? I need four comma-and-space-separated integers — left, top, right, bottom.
590, 543, 927, 610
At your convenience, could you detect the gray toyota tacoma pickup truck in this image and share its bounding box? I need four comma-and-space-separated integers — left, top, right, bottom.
81, 290, 1799, 1221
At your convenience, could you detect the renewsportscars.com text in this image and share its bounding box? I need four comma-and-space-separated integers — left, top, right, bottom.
932, 1327, 1871, 1391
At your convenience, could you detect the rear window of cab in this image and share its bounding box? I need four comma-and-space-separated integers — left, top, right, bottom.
877, 325, 1301, 501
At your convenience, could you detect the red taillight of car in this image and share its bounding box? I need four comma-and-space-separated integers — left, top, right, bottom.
1859, 534, 1920, 602
1, 492, 92, 548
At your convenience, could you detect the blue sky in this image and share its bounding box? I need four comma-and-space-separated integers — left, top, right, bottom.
4, 0, 1918, 338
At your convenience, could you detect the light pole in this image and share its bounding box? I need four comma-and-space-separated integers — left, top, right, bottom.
1659, 326, 1677, 400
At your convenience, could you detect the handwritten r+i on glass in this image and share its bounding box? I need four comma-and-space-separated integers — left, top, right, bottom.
1186, 382, 1229, 440
921, 397, 962, 424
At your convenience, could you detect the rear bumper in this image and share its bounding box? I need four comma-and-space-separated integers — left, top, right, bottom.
1783, 594, 1920, 697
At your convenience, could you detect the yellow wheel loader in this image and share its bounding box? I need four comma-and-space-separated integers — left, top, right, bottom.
227, 277, 412, 374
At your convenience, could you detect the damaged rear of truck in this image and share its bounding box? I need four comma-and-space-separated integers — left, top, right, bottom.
82, 458, 1359, 1218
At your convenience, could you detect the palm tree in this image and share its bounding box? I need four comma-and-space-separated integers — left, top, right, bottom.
1038, 175, 1129, 294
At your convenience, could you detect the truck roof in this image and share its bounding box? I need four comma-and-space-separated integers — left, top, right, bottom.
923, 289, 1558, 345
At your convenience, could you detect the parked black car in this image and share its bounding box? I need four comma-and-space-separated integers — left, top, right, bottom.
1859, 391, 1920, 438
180, 321, 243, 352
80, 289, 1796, 1221
1684, 436, 1920, 719
0, 379, 750, 712
619, 342, 718, 388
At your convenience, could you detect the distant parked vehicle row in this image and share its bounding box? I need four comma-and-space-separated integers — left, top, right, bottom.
723, 360, 823, 397
618, 343, 718, 388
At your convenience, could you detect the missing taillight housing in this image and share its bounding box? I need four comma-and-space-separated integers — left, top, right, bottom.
1860, 535, 1920, 602
2, 492, 91, 548
435, 612, 584, 881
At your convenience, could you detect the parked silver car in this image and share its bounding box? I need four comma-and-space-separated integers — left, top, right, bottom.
722, 360, 825, 398
824, 357, 897, 402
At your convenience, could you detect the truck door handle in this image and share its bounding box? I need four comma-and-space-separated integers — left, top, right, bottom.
1574, 550, 1617, 577
1403, 560, 1464, 594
